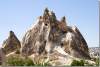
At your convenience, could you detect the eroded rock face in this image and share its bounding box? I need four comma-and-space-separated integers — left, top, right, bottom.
61, 26, 90, 59
21, 16, 51, 56
0, 48, 6, 65
21, 8, 90, 61
2, 31, 21, 55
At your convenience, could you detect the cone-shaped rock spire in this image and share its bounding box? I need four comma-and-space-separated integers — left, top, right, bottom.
2, 31, 21, 55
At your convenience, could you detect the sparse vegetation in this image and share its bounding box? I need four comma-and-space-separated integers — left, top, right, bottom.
71, 58, 100, 66
6, 55, 34, 66
5, 55, 50, 66
95, 58, 99, 66
33, 55, 51, 66
71, 60, 84, 66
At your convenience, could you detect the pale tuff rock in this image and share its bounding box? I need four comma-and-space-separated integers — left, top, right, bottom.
21, 15, 51, 56
2, 31, 21, 55
21, 8, 90, 61
0, 48, 6, 65
1, 8, 92, 66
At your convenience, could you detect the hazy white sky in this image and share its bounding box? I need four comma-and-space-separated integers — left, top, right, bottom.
0, 0, 99, 47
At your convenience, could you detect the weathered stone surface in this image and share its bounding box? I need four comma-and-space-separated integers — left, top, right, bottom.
61, 26, 90, 59
0, 48, 6, 65
2, 31, 21, 55
21, 16, 51, 56
21, 8, 90, 58
21, 8, 91, 65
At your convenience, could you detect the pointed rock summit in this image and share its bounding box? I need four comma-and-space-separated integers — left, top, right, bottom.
2, 31, 21, 55
21, 8, 90, 60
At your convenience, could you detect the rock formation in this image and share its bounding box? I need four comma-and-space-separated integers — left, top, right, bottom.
1, 8, 92, 66
21, 8, 90, 60
2, 31, 21, 55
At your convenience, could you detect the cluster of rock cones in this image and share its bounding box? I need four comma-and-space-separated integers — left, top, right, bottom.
0, 8, 92, 66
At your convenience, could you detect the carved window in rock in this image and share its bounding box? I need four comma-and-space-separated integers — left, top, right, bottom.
44, 19, 50, 26
45, 23, 48, 26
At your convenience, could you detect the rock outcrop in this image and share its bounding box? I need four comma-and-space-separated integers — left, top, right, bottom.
21, 8, 90, 61
1, 8, 91, 66
2, 31, 21, 55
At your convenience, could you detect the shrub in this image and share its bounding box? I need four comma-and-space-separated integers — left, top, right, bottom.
6, 55, 50, 66
15, 49, 20, 54
71, 60, 84, 66
24, 57, 35, 66
33, 57, 50, 66
6, 55, 34, 66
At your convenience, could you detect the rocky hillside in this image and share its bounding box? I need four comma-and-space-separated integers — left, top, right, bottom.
1, 8, 93, 66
